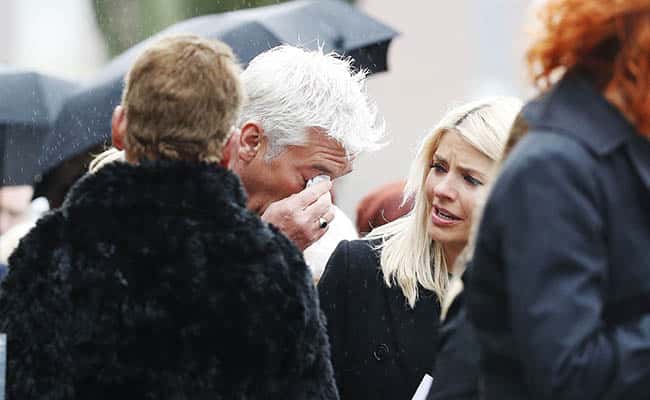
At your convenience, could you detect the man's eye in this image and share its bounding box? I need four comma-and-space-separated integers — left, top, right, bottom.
430, 162, 447, 173
464, 175, 483, 186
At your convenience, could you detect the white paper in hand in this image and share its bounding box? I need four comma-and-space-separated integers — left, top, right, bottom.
306, 174, 331, 188
411, 374, 433, 400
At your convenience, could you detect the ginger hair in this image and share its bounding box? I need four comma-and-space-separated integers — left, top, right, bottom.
527, 0, 650, 136
122, 34, 244, 162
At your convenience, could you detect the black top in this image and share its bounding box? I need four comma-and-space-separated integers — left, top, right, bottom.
427, 284, 480, 400
466, 72, 650, 399
0, 160, 339, 400
318, 240, 440, 400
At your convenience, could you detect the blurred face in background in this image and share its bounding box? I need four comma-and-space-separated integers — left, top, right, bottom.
424, 130, 494, 253
0, 185, 33, 235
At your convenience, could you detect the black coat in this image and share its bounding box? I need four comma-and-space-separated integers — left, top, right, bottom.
0, 160, 339, 400
427, 284, 479, 400
318, 240, 440, 400
466, 72, 650, 399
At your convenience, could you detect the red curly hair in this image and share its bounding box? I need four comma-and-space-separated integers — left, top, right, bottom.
527, 0, 650, 136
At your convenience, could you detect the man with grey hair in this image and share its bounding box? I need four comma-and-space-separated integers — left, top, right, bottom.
231, 45, 384, 253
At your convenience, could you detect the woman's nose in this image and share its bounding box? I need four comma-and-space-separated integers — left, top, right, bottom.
433, 175, 457, 201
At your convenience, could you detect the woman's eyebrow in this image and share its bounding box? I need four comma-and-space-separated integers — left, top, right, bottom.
434, 155, 487, 178
458, 164, 487, 179
433, 155, 448, 163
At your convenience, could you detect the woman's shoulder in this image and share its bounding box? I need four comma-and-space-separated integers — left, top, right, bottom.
8, 210, 66, 261
320, 239, 381, 285
491, 130, 603, 206
334, 239, 380, 268
505, 126, 610, 192
506, 130, 598, 173
345, 238, 378, 255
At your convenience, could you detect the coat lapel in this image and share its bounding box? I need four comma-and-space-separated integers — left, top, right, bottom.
383, 283, 440, 379
626, 134, 650, 193
524, 72, 650, 193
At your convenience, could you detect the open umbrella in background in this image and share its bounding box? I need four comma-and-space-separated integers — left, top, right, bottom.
0, 66, 77, 186
40, 0, 398, 177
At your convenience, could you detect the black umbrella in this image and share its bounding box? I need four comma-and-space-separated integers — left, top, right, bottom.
40, 0, 397, 173
0, 66, 77, 185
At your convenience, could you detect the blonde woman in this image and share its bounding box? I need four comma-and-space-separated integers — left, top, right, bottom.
318, 97, 521, 400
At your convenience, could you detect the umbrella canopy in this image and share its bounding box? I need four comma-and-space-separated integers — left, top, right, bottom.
0, 67, 77, 185
41, 0, 397, 173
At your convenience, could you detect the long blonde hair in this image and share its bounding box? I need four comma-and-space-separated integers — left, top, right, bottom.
366, 97, 522, 307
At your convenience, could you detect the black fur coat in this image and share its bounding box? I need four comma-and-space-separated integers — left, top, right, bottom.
0, 160, 339, 400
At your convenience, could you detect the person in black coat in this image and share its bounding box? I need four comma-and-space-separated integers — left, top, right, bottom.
465, 2, 650, 398
427, 283, 479, 400
318, 97, 521, 400
0, 35, 338, 400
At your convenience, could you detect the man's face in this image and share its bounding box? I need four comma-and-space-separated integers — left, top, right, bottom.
0, 185, 33, 235
234, 128, 352, 214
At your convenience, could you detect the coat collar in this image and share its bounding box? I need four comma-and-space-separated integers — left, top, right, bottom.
627, 133, 650, 192
523, 72, 650, 191
63, 160, 248, 217
522, 72, 637, 156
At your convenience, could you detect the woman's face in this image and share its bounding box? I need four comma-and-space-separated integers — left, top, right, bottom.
424, 130, 494, 250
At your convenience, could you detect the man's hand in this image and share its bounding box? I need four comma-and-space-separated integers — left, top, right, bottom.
261, 181, 336, 250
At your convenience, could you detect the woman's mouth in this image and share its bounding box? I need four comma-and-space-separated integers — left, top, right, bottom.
431, 206, 462, 226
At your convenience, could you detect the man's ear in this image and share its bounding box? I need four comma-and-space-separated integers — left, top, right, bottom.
220, 128, 239, 168
111, 105, 128, 150
237, 121, 265, 163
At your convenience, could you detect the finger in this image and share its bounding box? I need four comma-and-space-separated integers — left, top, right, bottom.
303, 191, 332, 218
293, 180, 332, 209
309, 223, 328, 244
320, 208, 336, 225
307, 207, 336, 244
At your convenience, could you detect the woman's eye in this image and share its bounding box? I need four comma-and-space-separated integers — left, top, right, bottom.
464, 175, 483, 186
431, 162, 447, 173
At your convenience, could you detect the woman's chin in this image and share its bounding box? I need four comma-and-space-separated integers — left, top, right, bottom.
427, 222, 464, 244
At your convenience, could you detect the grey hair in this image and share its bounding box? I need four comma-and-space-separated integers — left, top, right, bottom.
366, 96, 522, 307
237, 45, 385, 159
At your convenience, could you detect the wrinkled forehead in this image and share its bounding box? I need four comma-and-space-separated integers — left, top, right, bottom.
290, 131, 354, 177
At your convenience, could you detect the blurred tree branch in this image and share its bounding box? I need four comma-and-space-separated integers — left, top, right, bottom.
92, 0, 353, 57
